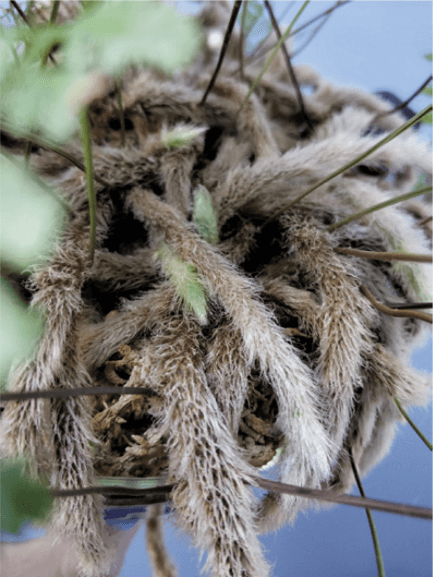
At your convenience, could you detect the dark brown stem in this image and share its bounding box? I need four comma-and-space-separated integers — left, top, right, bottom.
334, 247, 432, 263
418, 215, 432, 227
249, 1, 350, 66
291, 9, 333, 58
0, 386, 158, 402
200, 1, 243, 105
254, 477, 432, 520
245, 1, 293, 65
238, 0, 247, 81
360, 285, 433, 324
373, 76, 433, 123
384, 302, 432, 310
291, 0, 350, 37
52, 477, 433, 520
116, 78, 126, 148
264, 0, 314, 134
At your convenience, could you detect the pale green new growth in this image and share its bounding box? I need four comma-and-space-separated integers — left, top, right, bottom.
193, 186, 219, 245
162, 125, 207, 150
156, 243, 208, 324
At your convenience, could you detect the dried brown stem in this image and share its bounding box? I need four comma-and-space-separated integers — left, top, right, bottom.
264, 0, 314, 133
360, 285, 433, 324
0, 386, 157, 402
51, 478, 433, 520
200, 0, 243, 105
373, 75, 433, 123
249, 1, 350, 65
238, 0, 247, 81
384, 302, 432, 310
334, 247, 432, 263
418, 215, 432, 227
291, 8, 333, 58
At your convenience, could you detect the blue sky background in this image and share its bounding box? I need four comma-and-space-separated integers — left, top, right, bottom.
119, 2, 432, 576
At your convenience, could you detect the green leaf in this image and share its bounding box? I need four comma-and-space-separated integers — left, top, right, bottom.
162, 125, 206, 150
422, 85, 432, 97
1, 2, 202, 143
156, 243, 208, 323
0, 155, 65, 269
424, 53, 432, 61
193, 186, 219, 245
66, 1, 202, 77
0, 50, 82, 141
0, 459, 52, 534
0, 279, 44, 387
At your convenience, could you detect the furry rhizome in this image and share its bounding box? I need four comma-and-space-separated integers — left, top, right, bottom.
1, 3, 432, 576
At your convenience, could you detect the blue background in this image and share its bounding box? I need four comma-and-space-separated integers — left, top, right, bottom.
119, 2, 432, 576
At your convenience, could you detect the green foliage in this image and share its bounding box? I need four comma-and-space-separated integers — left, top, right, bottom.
0, 458, 52, 534
156, 243, 208, 324
193, 186, 219, 245
1, 154, 66, 270
1, 1, 202, 142
0, 279, 44, 388
65, 2, 202, 77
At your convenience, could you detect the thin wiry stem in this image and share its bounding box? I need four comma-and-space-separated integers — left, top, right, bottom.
248, 1, 349, 66
360, 285, 433, 324
48, 478, 433, 520
394, 398, 433, 451
264, 0, 314, 133
418, 215, 432, 227
238, 0, 247, 81
116, 78, 126, 148
384, 302, 432, 310
10, 0, 57, 66
291, 7, 333, 58
349, 448, 386, 577
326, 186, 432, 233
0, 122, 111, 188
263, 105, 432, 226
244, 1, 294, 66
238, 0, 309, 113
200, 0, 243, 105
49, 0, 60, 24
10, 0, 29, 24
333, 247, 432, 263
79, 106, 97, 264
291, 0, 350, 37
373, 76, 433, 123
0, 386, 157, 402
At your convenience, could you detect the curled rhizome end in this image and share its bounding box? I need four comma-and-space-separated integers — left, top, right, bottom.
1, 2, 431, 576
